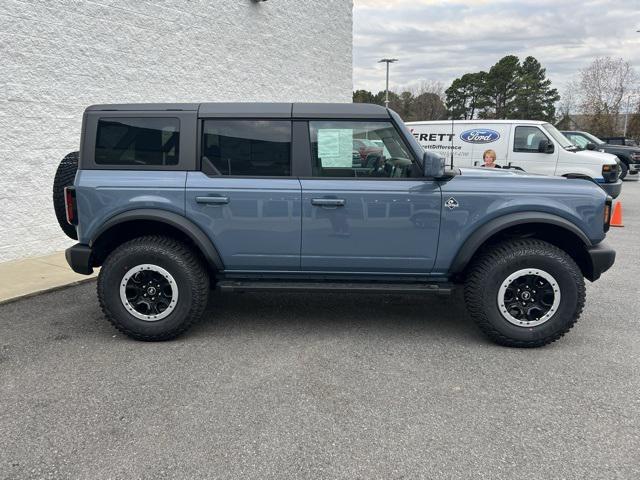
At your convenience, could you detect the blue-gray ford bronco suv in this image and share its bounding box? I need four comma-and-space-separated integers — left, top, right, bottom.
54, 103, 616, 347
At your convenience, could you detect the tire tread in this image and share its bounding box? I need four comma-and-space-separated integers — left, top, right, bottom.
52, 151, 79, 240
97, 235, 209, 341
464, 238, 585, 348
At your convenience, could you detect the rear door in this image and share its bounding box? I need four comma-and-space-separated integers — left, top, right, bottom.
185, 119, 301, 271
299, 120, 441, 274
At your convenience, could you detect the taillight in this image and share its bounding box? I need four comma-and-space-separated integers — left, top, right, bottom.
603, 195, 612, 232
64, 187, 77, 225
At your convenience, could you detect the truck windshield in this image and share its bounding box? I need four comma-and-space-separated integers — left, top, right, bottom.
579, 131, 606, 146
542, 124, 576, 150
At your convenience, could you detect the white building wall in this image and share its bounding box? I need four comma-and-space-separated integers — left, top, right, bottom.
0, 0, 353, 262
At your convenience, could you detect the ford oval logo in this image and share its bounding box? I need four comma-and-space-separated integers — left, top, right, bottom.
460, 129, 500, 144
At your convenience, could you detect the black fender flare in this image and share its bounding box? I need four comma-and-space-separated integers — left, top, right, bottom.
449, 212, 592, 274
614, 153, 630, 165
91, 209, 224, 270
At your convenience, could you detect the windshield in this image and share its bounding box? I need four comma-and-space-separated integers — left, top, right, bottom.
579, 131, 606, 145
542, 123, 575, 150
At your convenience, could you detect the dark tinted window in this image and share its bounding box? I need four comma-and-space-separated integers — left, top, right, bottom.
95, 117, 179, 165
202, 120, 291, 176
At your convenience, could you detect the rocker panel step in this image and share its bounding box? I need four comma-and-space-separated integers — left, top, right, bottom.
216, 280, 453, 295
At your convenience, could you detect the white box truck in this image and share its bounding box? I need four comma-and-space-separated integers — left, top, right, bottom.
406, 119, 622, 198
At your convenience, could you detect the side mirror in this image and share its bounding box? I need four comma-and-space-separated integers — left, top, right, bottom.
538, 139, 554, 154
586, 142, 596, 150
423, 151, 445, 178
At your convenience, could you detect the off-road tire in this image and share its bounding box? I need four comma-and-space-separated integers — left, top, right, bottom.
464, 239, 585, 348
97, 236, 210, 341
53, 151, 79, 239
619, 160, 628, 180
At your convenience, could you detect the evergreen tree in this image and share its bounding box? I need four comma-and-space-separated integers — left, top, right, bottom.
445, 76, 471, 119
353, 90, 376, 103
483, 55, 521, 119
512, 56, 559, 121
445, 72, 486, 119
445, 55, 560, 121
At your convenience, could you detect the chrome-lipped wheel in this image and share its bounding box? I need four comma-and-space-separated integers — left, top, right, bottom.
498, 268, 560, 327
119, 264, 178, 321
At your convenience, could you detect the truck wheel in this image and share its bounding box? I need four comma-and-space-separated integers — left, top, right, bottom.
464, 239, 585, 348
52, 151, 79, 240
97, 236, 210, 341
619, 161, 628, 180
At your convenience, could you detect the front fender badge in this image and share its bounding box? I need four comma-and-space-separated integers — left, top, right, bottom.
445, 197, 459, 209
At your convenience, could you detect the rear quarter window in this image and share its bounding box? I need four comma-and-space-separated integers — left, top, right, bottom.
95, 117, 180, 166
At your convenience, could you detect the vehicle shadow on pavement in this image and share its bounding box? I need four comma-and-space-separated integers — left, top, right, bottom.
0, 282, 487, 346
190, 288, 485, 345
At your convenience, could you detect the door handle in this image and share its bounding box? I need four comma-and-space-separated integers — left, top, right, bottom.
311, 198, 345, 207
196, 196, 229, 205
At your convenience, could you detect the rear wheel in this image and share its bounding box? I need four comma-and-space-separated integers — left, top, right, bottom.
52, 151, 79, 239
97, 236, 209, 341
464, 239, 585, 347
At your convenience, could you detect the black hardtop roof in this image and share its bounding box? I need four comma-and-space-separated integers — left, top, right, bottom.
85, 103, 200, 112
85, 102, 391, 119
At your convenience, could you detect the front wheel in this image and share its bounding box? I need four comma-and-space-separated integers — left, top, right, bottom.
619, 161, 628, 180
97, 236, 210, 341
464, 239, 585, 348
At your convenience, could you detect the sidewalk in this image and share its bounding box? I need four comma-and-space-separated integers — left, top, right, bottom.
0, 252, 97, 304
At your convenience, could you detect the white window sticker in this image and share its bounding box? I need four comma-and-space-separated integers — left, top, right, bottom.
318, 129, 353, 167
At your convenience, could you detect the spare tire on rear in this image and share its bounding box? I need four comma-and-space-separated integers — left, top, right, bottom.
53, 151, 79, 240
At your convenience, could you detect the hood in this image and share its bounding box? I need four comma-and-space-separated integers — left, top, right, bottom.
455, 167, 606, 198
602, 144, 640, 154
574, 149, 618, 164
459, 167, 545, 178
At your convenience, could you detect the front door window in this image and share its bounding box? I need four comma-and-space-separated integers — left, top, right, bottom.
309, 121, 416, 178
513, 126, 550, 153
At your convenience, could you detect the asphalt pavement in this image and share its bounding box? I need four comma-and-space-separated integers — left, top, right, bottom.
1, 181, 639, 480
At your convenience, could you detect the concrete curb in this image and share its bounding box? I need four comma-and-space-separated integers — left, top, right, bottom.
0, 277, 97, 306
0, 251, 98, 305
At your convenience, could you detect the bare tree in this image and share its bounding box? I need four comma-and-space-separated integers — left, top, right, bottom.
578, 57, 637, 136
353, 81, 447, 121
409, 80, 447, 121
555, 80, 580, 129
625, 96, 640, 140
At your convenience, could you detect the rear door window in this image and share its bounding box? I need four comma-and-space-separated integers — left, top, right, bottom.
201, 120, 291, 176
95, 117, 179, 165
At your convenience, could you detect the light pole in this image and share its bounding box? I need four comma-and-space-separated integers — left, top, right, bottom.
378, 58, 398, 108
623, 93, 637, 137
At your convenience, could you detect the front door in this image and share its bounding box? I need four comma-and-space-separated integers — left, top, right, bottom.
508, 125, 558, 175
300, 120, 442, 274
186, 119, 301, 271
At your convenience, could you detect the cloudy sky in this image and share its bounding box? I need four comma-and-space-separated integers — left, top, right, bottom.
353, 0, 640, 94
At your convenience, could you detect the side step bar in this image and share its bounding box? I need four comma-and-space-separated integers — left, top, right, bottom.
216, 280, 453, 296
